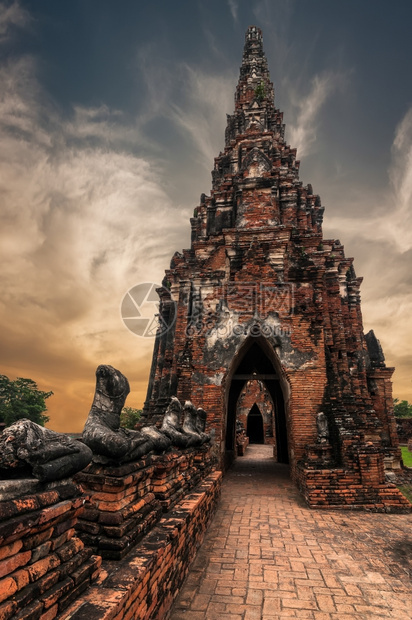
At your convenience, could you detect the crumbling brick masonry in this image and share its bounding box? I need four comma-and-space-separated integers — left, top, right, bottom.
143, 26, 409, 511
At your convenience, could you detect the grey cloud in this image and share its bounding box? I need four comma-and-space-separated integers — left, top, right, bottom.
227, 0, 239, 24
136, 50, 234, 170
321, 107, 412, 398
168, 65, 233, 169
0, 0, 30, 43
325, 105, 412, 253
1, 0, 411, 427
0, 44, 191, 430
287, 71, 349, 158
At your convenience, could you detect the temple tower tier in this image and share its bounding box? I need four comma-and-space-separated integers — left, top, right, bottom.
142, 26, 408, 511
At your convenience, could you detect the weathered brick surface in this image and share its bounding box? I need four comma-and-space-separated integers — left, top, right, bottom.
0, 541, 23, 562
0, 577, 18, 603
297, 466, 411, 510
39, 604, 58, 620
14, 600, 43, 620
75, 444, 215, 560
0, 598, 17, 620
141, 26, 407, 511
0, 551, 32, 579
0, 479, 100, 618
61, 471, 222, 620
170, 447, 412, 620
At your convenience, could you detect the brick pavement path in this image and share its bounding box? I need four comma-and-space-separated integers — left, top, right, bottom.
169, 445, 412, 619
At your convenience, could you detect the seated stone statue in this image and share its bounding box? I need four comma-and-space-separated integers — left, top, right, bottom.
0, 419, 93, 482
316, 411, 329, 443
160, 396, 197, 448
140, 424, 172, 452
196, 407, 212, 443
83, 365, 162, 463
182, 401, 205, 445
196, 407, 207, 433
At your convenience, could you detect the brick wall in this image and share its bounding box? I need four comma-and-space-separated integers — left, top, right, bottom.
297, 444, 411, 511
0, 442, 221, 619
60, 471, 222, 620
0, 479, 101, 620
75, 445, 215, 560
141, 26, 404, 510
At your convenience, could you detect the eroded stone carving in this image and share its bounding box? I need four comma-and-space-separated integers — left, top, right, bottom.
183, 401, 209, 445
83, 366, 212, 461
196, 407, 208, 434
316, 412, 329, 444
0, 419, 92, 482
83, 365, 159, 463
140, 424, 172, 452
196, 407, 212, 443
160, 396, 197, 448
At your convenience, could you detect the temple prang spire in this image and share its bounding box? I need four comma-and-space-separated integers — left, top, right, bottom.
192, 25, 315, 239
142, 27, 406, 513
226, 25, 278, 146
236, 26, 275, 110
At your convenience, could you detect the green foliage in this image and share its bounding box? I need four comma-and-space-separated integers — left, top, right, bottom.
0, 374, 52, 427
393, 398, 412, 418
401, 446, 412, 467
254, 81, 265, 102
120, 406, 142, 429
397, 485, 412, 503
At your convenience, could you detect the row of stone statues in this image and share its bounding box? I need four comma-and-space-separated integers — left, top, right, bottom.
82, 365, 211, 464
0, 364, 211, 482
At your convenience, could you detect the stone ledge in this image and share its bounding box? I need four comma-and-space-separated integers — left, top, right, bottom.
297, 465, 412, 512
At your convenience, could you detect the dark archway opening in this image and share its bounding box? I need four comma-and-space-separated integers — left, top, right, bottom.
247, 404, 264, 443
225, 340, 289, 465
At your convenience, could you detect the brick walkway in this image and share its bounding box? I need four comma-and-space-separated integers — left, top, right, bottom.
170, 445, 412, 619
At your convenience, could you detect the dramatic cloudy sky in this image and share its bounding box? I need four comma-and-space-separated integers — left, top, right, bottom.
1, 0, 411, 432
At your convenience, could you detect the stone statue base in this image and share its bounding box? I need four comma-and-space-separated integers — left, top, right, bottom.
75, 444, 215, 560
304, 443, 334, 469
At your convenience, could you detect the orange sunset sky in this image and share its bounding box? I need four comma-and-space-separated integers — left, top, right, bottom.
1, 1, 411, 432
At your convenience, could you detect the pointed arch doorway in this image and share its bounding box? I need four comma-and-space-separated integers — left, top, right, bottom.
246, 404, 264, 444
225, 337, 289, 467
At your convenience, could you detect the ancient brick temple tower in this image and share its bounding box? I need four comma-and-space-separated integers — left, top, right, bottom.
143, 26, 407, 509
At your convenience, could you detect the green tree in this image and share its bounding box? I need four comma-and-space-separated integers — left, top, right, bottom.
0, 375, 53, 427
120, 406, 142, 429
393, 398, 412, 418
254, 81, 266, 102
